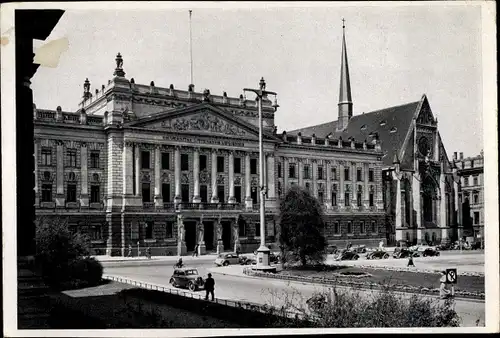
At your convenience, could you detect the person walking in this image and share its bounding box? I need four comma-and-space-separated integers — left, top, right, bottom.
146, 246, 152, 259
127, 244, 132, 257
204, 273, 215, 301
407, 254, 415, 267
193, 244, 199, 257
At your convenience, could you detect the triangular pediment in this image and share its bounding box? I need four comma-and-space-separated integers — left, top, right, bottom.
415, 96, 436, 126
127, 103, 278, 140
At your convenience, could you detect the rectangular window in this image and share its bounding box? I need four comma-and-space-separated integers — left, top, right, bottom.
331, 192, 337, 206
200, 185, 208, 203
251, 187, 258, 204
345, 193, 350, 206
90, 185, 100, 203
181, 184, 189, 202
289, 163, 296, 178
41, 148, 52, 166
347, 221, 353, 234
255, 222, 260, 237
217, 185, 225, 203
318, 166, 324, 180
67, 149, 77, 167
66, 184, 77, 202
142, 183, 151, 203
369, 192, 374, 206
234, 157, 241, 174
162, 183, 171, 202
141, 151, 150, 169
305, 182, 310, 191
217, 156, 225, 173
234, 186, 242, 203
239, 221, 246, 237
334, 222, 340, 234
344, 167, 350, 181
166, 221, 173, 238
465, 176, 469, 186
90, 151, 100, 169
318, 191, 324, 204
371, 221, 376, 233
41, 184, 52, 202
360, 221, 365, 234
473, 193, 479, 204
357, 168, 362, 182
474, 212, 480, 225
331, 167, 337, 180
369, 169, 374, 182
161, 152, 170, 170
357, 192, 362, 207
473, 176, 478, 186
181, 154, 189, 171
250, 158, 258, 175
304, 165, 310, 179
145, 221, 154, 239
278, 162, 282, 178
199, 154, 207, 171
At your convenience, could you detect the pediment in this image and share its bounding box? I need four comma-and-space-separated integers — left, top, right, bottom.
416, 98, 436, 126
127, 104, 268, 139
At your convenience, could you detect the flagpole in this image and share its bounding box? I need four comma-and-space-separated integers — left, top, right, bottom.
189, 10, 194, 86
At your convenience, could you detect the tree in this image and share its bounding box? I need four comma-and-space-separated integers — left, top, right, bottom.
278, 186, 327, 266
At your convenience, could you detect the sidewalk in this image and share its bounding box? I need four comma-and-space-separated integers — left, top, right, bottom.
94, 253, 219, 263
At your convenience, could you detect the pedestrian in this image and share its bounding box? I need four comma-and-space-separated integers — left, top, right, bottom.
407, 254, 415, 267
127, 244, 132, 257
439, 271, 451, 299
193, 244, 199, 257
204, 273, 215, 301
146, 246, 151, 259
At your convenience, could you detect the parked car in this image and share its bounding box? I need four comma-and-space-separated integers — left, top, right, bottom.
335, 250, 360, 261
326, 245, 338, 255
393, 248, 420, 259
422, 247, 440, 257
169, 268, 205, 291
214, 252, 240, 266
239, 255, 256, 265
350, 245, 367, 254
366, 250, 390, 260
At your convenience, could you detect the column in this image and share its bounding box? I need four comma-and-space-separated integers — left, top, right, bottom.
298, 160, 303, 187
351, 162, 357, 208
413, 173, 423, 243
211, 150, 219, 203
394, 173, 402, 241
55, 141, 65, 207
363, 163, 369, 208
439, 172, 448, 243
339, 162, 344, 209
121, 142, 136, 207
245, 153, 252, 208
325, 161, 332, 208
80, 143, 89, 207
154, 146, 162, 206
135, 144, 141, 198
283, 157, 289, 192
312, 160, 318, 198
174, 146, 181, 204
228, 151, 235, 203
193, 148, 201, 203
34, 142, 39, 205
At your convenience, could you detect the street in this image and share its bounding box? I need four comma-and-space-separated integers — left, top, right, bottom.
103, 254, 485, 327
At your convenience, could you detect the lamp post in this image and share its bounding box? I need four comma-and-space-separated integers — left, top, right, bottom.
244, 77, 278, 272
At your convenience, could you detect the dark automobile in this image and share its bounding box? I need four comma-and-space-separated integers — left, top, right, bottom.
335, 250, 360, 261
326, 245, 338, 255
169, 268, 205, 291
393, 248, 420, 259
422, 247, 440, 257
366, 250, 390, 260
351, 245, 367, 254
239, 255, 256, 265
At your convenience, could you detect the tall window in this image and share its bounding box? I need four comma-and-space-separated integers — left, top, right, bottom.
181, 154, 189, 171
347, 221, 353, 234
368, 169, 374, 182
318, 191, 324, 204
473, 175, 478, 186
200, 185, 208, 203
345, 193, 350, 206
67, 149, 77, 167
166, 222, 173, 238
250, 158, 257, 174
141, 151, 150, 169
289, 163, 296, 178
371, 221, 376, 233
318, 166, 324, 180
239, 221, 246, 237
331, 192, 337, 206
234, 186, 242, 203
142, 183, 151, 202
161, 152, 170, 170
360, 221, 365, 234
162, 183, 170, 202
90, 151, 100, 168
217, 156, 225, 173
181, 184, 189, 202
278, 162, 282, 178
217, 185, 225, 203
255, 222, 260, 237
334, 222, 340, 234
331, 167, 337, 180
344, 167, 350, 181
304, 165, 310, 179
66, 184, 77, 202
90, 185, 100, 203
41, 184, 52, 202
474, 212, 480, 225
145, 221, 153, 239
369, 191, 374, 206
464, 176, 469, 186
473, 193, 479, 204
200, 154, 207, 171
234, 157, 241, 174
357, 191, 362, 207
41, 148, 52, 166
357, 168, 362, 182
305, 182, 310, 191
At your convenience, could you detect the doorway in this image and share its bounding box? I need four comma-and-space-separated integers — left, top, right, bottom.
222, 221, 231, 251
184, 220, 197, 252
203, 221, 214, 251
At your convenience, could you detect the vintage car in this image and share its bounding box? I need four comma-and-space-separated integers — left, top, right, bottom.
422, 247, 440, 257
393, 248, 420, 259
326, 245, 339, 255
239, 254, 256, 265
214, 252, 240, 266
334, 250, 360, 261
366, 250, 390, 260
169, 268, 205, 291
350, 245, 367, 254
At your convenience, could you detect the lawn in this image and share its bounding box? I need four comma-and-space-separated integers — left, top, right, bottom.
279, 266, 484, 294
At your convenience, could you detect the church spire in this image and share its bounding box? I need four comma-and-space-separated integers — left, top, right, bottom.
337, 18, 353, 131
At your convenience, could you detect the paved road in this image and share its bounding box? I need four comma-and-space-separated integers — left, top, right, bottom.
104, 259, 485, 327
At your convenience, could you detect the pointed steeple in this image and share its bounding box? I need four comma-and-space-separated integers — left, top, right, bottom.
337, 19, 353, 131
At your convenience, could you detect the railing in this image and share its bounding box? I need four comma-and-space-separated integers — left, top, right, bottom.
164, 202, 243, 211
37, 110, 55, 119
87, 116, 103, 125
143, 202, 155, 210
37, 201, 105, 211
63, 113, 80, 123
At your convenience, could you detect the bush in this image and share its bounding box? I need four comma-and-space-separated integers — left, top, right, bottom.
67, 257, 103, 288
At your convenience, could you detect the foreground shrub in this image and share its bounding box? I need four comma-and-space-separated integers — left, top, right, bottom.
67, 257, 103, 288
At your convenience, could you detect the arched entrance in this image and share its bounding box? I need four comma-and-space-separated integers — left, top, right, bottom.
422, 176, 438, 224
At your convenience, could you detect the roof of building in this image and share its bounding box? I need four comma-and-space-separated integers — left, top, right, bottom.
289, 99, 423, 166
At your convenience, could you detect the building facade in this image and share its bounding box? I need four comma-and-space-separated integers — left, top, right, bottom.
452, 151, 484, 241
289, 24, 459, 246
34, 52, 387, 256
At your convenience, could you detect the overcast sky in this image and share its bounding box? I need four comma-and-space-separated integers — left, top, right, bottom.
31, 3, 484, 157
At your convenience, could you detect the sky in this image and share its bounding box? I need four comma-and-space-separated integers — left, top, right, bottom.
31, 2, 484, 158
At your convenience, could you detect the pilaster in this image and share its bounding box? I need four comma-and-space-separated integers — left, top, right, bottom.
55, 141, 65, 207
80, 143, 89, 207
339, 162, 345, 210
193, 148, 201, 203
174, 146, 181, 204
154, 145, 162, 206
228, 151, 236, 203
210, 150, 219, 203
245, 153, 252, 208
312, 160, 318, 198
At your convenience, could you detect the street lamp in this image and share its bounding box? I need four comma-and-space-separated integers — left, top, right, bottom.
244, 77, 278, 272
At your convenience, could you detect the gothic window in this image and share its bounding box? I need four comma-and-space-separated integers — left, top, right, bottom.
344, 167, 350, 181
331, 167, 337, 180
289, 163, 296, 178
141, 151, 150, 169
90, 185, 100, 203
181, 154, 189, 171
217, 156, 225, 173
66, 183, 77, 202
334, 221, 340, 234
161, 152, 170, 170
67, 149, 77, 167
369, 169, 374, 182
90, 151, 100, 168
357, 168, 362, 182
318, 166, 324, 180
234, 157, 241, 174
304, 165, 310, 179
41, 184, 52, 202
250, 158, 258, 175
418, 136, 430, 156
145, 221, 154, 239
41, 147, 52, 166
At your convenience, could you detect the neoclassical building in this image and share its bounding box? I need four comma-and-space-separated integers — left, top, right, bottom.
34, 52, 387, 256
289, 25, 459, 245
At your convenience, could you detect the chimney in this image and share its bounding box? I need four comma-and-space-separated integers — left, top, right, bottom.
459, 152, 464, 160
311, 134, 316, 145
297, 132, 302, 145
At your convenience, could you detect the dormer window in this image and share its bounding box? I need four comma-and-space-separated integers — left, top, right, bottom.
389, 127, 397, 133
360, 125, 367, 131
379, 120, 387, 126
